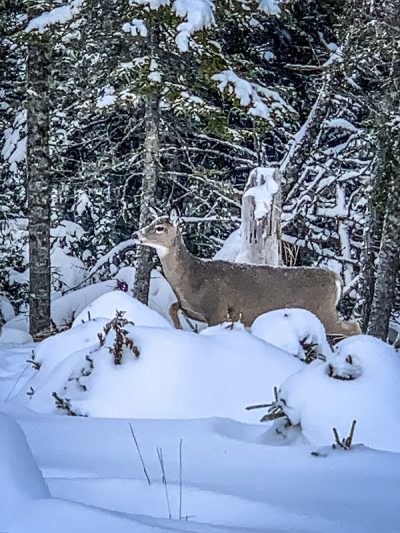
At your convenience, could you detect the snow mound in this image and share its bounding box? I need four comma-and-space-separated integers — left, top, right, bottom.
213, 228, 241, 262
51, 246, 85, 294
72, 291, 172, 329
0, 327, 32, 344
251, 308, 332, 359
277, 335, 400, 452
4, 266, 179, 334
10, 319, 109, 412
12, 313, 302, 420
0, 295, 15, 322
200, 320, 247, 335
0, 412, 50, 514
0, 414, 173, 533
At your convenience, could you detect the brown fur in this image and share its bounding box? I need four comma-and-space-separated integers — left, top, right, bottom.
133, 217, 361, 337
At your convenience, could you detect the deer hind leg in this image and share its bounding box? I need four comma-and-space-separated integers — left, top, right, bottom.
325, 313, 361, 340
169, 302, 182, 329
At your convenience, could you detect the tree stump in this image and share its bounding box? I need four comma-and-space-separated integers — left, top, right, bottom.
237, 167, 282, 266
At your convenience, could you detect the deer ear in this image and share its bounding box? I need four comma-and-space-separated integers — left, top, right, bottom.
169, 207, 181, 226
148, 205, 159, 219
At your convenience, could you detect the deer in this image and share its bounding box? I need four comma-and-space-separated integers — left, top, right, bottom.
132, 212, 361, 338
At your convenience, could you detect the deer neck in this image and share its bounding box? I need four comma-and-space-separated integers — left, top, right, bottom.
158, 234, 198, 288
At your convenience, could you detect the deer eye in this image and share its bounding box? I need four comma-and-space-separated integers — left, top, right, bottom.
155, 225, 165, 234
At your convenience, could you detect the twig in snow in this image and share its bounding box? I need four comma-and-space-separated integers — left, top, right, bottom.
129, 423, 151, 486
246, 386, 288, 423
179, 438, 183, 520
332, 420, 357, 450
245, 402, 271, 411
156, 447, 172, 519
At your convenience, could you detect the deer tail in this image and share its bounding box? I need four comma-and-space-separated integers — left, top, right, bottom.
334, 273, 343, 305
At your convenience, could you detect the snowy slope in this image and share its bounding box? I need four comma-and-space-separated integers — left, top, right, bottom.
1, 402, 400, 533
10, 318, 301, 420
1, 291, 400, 532
278, 335, 400, 452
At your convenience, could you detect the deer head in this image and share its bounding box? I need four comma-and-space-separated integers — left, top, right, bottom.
132, 209, 183, 257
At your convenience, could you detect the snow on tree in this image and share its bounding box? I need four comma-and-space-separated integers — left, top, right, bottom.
1, 0, 398, 339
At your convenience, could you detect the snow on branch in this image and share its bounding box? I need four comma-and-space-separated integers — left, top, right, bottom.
96, 86, 117, 109
25, 0, 84, 33
86, 239, 136, 280
1, 111, 26, 173
174, 0, 215, 51
257, 0, 281, 15
324, 118, 359, 132
130, 0, 215, 52
212, 70, 290, 120
122, 18, 148, 37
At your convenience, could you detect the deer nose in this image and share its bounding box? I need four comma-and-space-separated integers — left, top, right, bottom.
131, 231, 143, 242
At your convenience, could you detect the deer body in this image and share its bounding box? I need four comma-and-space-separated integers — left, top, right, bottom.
133, 216, 361, 337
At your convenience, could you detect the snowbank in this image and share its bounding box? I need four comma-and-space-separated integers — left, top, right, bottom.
213, 228, 241, 261
0, 327, 32, 344
0, 412, 50, 515
4, 267, 178, 334
10, 319, 109, 413
72, 291, 172, 329
0, 295, 15, 322
251, 308, 332, 359
0, 413, 173, 533
277, 335, 400, 452
12, 313, 302, 420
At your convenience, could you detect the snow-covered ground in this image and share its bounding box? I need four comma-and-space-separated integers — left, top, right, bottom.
1, 290, 400, 532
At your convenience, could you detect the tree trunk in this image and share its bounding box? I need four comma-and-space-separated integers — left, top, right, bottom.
367, 155, 400, 339
237, 167, 281, 265
27, 36, 52, 339
133, 96, 160, 303
281, 77, 330, 200
358, 172, 387, 331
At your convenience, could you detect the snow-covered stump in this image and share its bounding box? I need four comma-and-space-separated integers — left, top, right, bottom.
237, 167, 281, 265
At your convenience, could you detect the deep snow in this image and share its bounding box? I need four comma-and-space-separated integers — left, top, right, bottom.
1, 290, 400, 532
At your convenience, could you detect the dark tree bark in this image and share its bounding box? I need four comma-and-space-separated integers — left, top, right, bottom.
27, 35, 52, 339
367, 147, 400, 339
133, 96, 160, 303
358, 171, 387, 331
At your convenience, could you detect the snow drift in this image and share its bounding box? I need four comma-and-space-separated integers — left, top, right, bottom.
72, 290, 172, 329
251, 308, 332, 358
11, 293, 302, 420
276, 335, 400, 452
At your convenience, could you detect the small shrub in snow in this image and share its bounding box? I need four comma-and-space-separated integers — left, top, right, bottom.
246, 386, 289, 423
52, 312, 141, 415
311, 420, 358, 457
326, 354, 362, 381
275, 336, 400, 451
331, 419, 357, 450
97, 311, 140, 364
53, 392, 78, 416
27, 351, 41, 370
